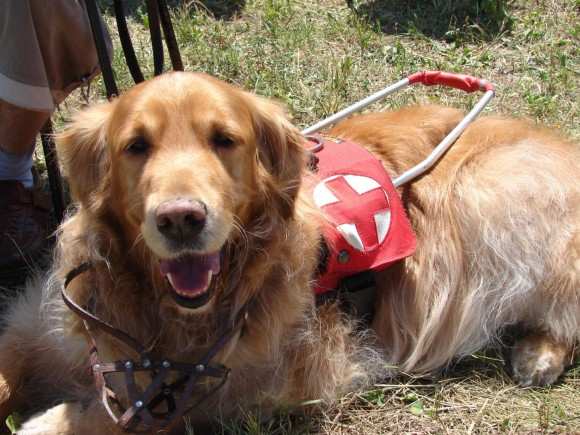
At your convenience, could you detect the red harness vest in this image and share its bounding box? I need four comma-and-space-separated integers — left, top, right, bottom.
308, 136, 416, 294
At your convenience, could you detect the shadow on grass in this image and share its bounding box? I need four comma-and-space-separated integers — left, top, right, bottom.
347, 0, 514, 42
209, 412, 321, 435
205, 351, 512, 435
197, 0, 246, 19
97, 0, 246, 21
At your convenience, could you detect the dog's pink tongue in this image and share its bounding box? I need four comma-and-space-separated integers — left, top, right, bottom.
159, 253, 220, 296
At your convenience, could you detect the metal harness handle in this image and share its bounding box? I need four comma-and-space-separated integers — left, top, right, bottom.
302, 70, 496, 187
408, 70, 494, 93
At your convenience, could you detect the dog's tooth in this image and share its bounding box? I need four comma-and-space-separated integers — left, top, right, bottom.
167, 274, 176, 290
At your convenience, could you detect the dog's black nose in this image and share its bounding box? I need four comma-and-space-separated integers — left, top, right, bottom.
155, 199, 207, 242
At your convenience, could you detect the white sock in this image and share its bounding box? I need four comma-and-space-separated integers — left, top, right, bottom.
0, 146, 34, 188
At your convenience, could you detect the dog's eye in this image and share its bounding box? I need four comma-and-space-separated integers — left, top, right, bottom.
126, 138, 150, 155
211, 131, 235, 149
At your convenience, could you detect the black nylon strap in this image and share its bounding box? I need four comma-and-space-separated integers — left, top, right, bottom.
86, 0, 184, 97
113, 0, 145, 84
158, 0, 184, 71
85, 0, 118, 98
40, 121, 66, 223
145, 0, 165, 76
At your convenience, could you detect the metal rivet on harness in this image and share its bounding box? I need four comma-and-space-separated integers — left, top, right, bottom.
62, 262, 254, 433
338, 250, 350, 264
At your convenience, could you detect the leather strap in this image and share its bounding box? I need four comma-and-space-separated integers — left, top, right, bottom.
62, 262, 250, 432
63, 263, 146, 354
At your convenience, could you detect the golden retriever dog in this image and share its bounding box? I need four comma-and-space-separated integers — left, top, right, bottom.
0, 72, 578, 433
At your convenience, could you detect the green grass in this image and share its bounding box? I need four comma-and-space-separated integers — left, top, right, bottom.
69, 0, 579, 140
46, 0, 580, 433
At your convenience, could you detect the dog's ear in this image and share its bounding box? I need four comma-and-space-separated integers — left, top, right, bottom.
251, 96, 306, 219
56, 101, 115, 211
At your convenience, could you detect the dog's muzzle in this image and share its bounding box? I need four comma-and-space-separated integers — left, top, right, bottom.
62, 263, 250, 433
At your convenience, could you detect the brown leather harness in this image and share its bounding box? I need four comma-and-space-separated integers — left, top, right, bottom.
62, 263, 250, 433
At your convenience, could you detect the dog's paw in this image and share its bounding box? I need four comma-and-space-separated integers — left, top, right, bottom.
18, 403, 73, 435
0, 373, 16, 422
510, 334, 570, 387
0, 373, 10, 401
18, 401, 120, 435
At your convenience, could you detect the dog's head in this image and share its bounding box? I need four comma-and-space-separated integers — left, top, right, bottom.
58, 72, 305, 310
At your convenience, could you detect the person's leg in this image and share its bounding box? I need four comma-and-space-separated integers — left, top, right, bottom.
0, 100, 51, 189
0, 100, 52, 273
0, 101, 52, 271
0, 1, 55, 274
0, 100, 50, 155
0, 0, 110, 276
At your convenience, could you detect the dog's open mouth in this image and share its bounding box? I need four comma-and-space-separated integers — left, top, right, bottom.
159, 252, 221, 309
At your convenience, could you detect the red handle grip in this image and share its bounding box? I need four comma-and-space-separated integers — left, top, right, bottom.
408, 71, 494, 93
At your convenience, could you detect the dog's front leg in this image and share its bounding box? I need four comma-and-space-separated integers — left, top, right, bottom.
0, 363, 22, 425
0, 328, 31, 423
18, 400, 121, 435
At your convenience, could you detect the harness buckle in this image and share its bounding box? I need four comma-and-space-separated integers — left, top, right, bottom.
316, 271, 377, 325
338, 272, 377, 324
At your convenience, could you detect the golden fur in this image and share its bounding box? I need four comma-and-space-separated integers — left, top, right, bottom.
0, 72, 578, 433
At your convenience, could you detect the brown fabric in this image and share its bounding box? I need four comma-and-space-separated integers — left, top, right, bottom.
0, 0, 111, 111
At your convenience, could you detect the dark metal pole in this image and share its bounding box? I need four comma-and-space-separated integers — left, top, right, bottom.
40, 121, 65, 223
113, 0, 145, 84
146, 0, 165, 76
157, 0, 184, 71
84, 0, 119, 98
